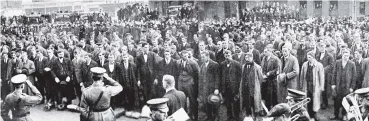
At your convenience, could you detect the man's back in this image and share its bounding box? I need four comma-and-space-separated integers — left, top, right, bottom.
163, 89, 186, 116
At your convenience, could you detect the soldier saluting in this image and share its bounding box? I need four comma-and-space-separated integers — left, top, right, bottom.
1, 74, 42, 121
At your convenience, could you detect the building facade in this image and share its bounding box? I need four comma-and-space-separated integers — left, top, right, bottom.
149, 0, 369, 20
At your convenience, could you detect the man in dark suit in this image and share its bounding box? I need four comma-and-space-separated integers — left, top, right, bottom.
246, 39, 261, 65
51, 50, 73, 109
178, 36, 191, 52
199, 51, 220, 120
162, 75, 186, 116
44, 49, 58, 109
215, 41, 225, 64
330, 49, 357, 120
96, 51, 106, 67
176, 49, 200, 120
233, 44, 245, 64
353, 50, 364, 89
316, 41, 334, 109
1, 52, 10, 100
261, 44, 281, 109
220, 50, 242, 120
80, 53, 98, 87
155, 49, 178, 91
34, 50, 48, 103
136, 42, 159, 100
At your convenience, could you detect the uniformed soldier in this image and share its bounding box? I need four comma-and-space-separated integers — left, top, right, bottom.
267, 103, 291, 121
79, 67, 123, 121
286, 89, 310, 121
146, 98, 170, 121
1, 74, 42, 121
353, 87, 369, 121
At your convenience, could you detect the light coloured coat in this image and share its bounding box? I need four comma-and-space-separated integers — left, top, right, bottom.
300, 60, 325, 112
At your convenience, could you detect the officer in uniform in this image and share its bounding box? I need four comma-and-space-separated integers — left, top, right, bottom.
79, 67, 122, 121
147, 98, 170, 121
267, 103, 291, 121
286, 89, 310, 121
1, 74, 42, 121
353, 87, 369, 121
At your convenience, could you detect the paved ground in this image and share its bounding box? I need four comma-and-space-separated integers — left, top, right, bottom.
0, 98, 342, 121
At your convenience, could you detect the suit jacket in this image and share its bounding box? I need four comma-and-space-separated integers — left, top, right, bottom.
72, 57, 84, 84
261, 54, 281, 81
232, 53, 245, 64
51, 58, 72, 80
34, 57, 48, 78
220, 59, 242, 95
96, 58, 106, 67
177, 43, 191, 52
1, 58, 9, 81
156, 58, 178, 81
332, 60, 357, 98
300, 60, 325, 111
103, 62, 120, 81
362, 58, 369, 88
198, 60, 220, 102
354, 59, 364, 89
280, 55, 300, 90
163, 89, 187, 116
136, 52, 158, 82
316, 51, 334, 85
81, 60, 98, 87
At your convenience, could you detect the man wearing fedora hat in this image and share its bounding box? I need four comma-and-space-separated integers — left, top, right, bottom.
1, 74, 42, 121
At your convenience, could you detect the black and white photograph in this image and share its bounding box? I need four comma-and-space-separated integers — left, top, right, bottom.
1, 0, 369, 121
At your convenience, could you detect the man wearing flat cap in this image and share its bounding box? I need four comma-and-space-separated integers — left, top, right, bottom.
1, 74, 42, 121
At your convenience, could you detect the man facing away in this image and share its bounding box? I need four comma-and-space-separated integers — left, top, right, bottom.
162, 75, 187, 116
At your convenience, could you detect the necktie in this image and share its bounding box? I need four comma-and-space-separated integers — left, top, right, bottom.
4, 59, 7, 64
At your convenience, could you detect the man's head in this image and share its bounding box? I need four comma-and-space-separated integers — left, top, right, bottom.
354, 50, 363, 60
164, 49, 171, 60
181, 50, 189, 60
245, 52, 253, 63
84, 53, 92, 62
199, 41, 206, 51
57, 50, 64, 59
264, 44, 274, 57
122, 53, 129, 63
342, 49, 350, 61
307, 51, 316, 63
200, 51, 210, 63
317, 41, 326, 53
162, 75, 175, 89
224, 50, 232, 60
98, 52, 105, 60
108, 53, 115, 63
141, 42, 150, 53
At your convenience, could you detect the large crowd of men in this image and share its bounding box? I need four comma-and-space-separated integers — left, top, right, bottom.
2, 1, 369, 121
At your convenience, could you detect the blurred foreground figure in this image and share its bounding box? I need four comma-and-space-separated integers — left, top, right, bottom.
1, 74, 42, 121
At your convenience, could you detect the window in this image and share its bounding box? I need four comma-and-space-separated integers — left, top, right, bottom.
315, 0, 322, 9
360, 2, 365, 15
330, 1, 338, 11
300, 1, 307, 9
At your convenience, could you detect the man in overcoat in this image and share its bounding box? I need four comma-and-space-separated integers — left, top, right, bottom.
330, 49, 357, 120
315, 41, 334, 109
278, 44, 300, 103
300, 51, 324, 120
220, 50, 242, 120
162, 75, 187, 116
198, 51, 220, 120
176, 49, 200, 121
261, 44, 281, 109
